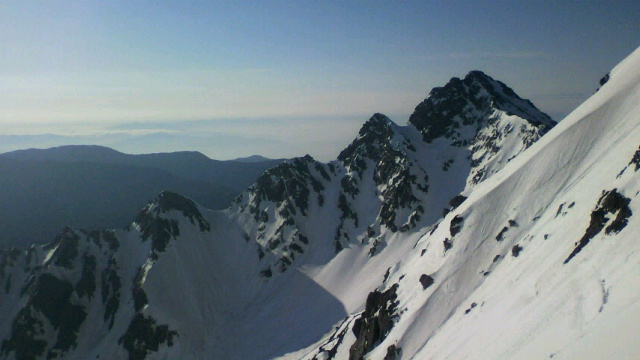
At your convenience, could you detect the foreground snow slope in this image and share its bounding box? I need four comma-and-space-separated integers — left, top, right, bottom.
294, 47, 640, 360
413, 45, 640, 360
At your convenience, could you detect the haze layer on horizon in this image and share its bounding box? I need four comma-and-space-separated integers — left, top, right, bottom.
1, 1, 639, 160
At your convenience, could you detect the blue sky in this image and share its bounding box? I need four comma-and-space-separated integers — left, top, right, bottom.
1, 1, 639, 160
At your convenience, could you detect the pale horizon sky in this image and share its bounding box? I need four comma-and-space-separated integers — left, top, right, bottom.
1, 1, 639, 160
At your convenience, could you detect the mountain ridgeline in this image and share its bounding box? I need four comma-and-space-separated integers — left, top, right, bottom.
4, 54, 640, 360
0, 147, 284, 248
230, 70, 554, 277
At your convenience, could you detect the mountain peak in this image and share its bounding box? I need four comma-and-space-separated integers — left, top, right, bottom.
466, 69, 490, 78
153, 191, 201, 215
232, 154, 274, 163
360, 113, 394, 136
134, 191, 210, 254
464, 71, 555, 126
409, 71, 555, 144
338, 113, 398, 166
464, 69, 504, 84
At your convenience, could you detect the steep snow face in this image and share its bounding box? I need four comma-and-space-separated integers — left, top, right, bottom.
295, 47, 640, 360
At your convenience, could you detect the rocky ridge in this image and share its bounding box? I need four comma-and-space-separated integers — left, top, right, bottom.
229, 71, 555, 278
0, 191, 209, 360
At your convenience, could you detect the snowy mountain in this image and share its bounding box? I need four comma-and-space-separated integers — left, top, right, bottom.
292, 48, 640, 360
227, 71, 553, 278
2, 45, 639, 360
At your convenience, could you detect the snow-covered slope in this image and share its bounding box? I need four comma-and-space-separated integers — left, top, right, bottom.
4, 47, 638, 360
293, 47, 640, 360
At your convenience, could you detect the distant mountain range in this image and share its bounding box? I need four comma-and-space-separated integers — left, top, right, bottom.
233, 154, 279, 163
0, 147, 283, 248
